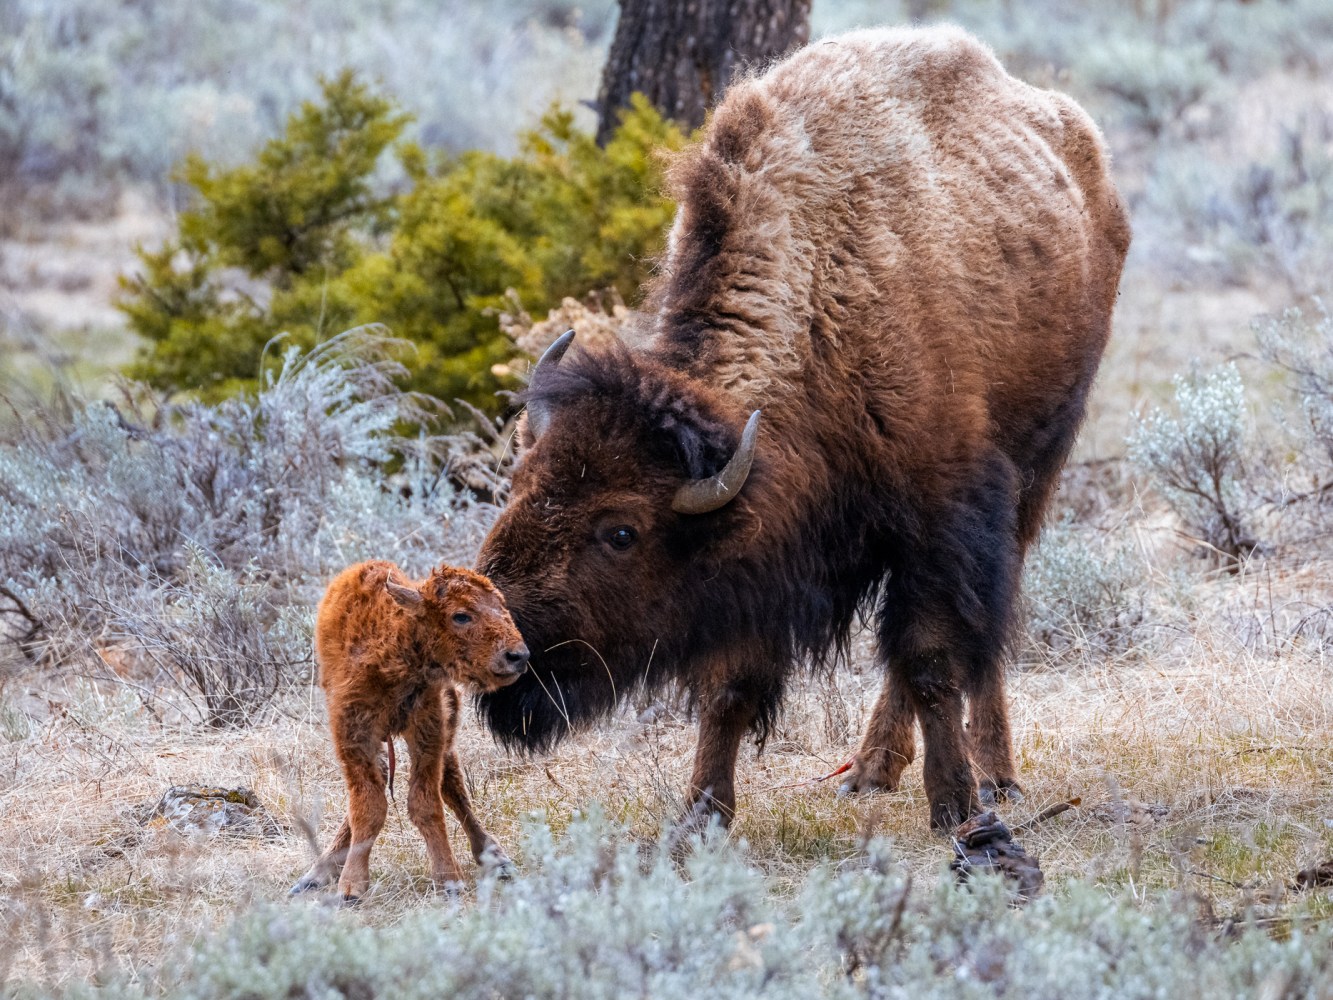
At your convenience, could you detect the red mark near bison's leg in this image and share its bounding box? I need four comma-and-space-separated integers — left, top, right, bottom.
822, 755, 857, 781
769, 754, 856, 790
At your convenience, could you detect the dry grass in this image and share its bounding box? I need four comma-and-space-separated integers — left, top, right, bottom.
3, 551, 1332, 988
5, 5, 1333, 991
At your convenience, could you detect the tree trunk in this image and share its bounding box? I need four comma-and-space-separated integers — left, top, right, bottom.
595, 0, 811, 145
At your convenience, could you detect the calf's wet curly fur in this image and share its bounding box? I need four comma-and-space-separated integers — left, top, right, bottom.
291, 561, 528, 901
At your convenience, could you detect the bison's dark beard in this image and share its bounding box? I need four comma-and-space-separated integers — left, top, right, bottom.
474, 653, 624, 754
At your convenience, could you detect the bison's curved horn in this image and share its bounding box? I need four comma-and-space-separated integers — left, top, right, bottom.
526, 329, 576, 441
672, 410, 762, 515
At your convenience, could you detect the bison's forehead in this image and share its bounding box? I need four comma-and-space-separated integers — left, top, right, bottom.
514, 413, 681, 506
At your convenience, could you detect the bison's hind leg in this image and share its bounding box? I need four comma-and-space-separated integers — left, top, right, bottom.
872, 448, 1023, 830
838, 674, 917, 797
895, 651, 978, 830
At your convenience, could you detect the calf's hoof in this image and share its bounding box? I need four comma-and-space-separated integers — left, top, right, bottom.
978, 779, 1024, 807
288, 871, 332, 896
430, 878, 466, 898
337, 893, 362, 908
479, 844, 517, 881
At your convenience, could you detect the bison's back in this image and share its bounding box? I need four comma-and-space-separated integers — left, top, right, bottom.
657, 25, 1129, 482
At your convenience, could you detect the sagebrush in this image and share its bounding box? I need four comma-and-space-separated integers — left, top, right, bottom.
0, 330, 495, 725
13, 812, 1331, 1000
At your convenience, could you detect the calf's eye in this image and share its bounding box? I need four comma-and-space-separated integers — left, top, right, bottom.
452, 612, 473, 625
607, 526, 637, 551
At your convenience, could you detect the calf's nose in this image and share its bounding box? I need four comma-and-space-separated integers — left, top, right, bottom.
503, 644, 530, 670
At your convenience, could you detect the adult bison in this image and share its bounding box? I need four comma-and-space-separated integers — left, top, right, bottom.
476, 25, 1130, 830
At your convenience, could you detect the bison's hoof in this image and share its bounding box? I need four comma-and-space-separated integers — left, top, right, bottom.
836, 762, 901, 798
978, 779, 1024, 807
337, 893, 362, 908
666, 802, 729, 860
929, 795, 982, 833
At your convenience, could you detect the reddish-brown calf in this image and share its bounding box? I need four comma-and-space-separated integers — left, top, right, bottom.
290, 561, 528, 902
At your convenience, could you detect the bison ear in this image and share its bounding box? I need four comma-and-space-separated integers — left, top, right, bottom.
385, 577, 425, 615
672, 410, 761, 514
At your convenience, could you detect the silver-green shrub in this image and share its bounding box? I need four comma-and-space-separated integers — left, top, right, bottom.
1023, 512, 1144, 655
24, 811, 1333, 999
0, 329, 496, 724
1154, 115, 1333, 290
0, 0, 615, 211
1256, 302, 1333, 473
1079, 38, 1216, 137
1127, 362, 1257, 567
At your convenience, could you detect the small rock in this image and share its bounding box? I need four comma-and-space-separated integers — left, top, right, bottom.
950, 810, 1044, 902
138, 785, 284, 839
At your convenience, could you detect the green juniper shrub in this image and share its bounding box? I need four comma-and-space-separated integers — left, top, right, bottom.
119, 73, 684, 413
119, 71, 408, 400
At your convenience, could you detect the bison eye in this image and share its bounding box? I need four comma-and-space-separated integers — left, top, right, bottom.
607, 525, 637, 551
452, 612, 473, 625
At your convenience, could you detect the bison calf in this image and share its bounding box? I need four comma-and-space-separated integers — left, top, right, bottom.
291, 561, 528, 902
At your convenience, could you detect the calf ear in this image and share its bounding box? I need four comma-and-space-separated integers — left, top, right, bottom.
385, 578, 424, 614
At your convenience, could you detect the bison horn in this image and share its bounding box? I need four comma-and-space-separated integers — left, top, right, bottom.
672, 410, 762, 515
525, 329, 575, 441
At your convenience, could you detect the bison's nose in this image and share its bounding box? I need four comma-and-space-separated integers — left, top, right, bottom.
502, 644, 529, 672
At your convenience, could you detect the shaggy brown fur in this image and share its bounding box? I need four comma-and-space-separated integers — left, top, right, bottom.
477, 26, 1130, 831
291, 562, 528, 901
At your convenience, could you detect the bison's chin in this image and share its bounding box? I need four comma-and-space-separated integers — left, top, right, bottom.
473, 658, 620, 754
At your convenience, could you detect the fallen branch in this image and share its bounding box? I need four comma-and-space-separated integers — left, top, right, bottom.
1013, 797, 1082, 833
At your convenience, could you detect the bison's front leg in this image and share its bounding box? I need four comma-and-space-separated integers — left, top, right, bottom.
967, 667, 1023, 806
838, 674, 917, 796
901, 653, 978, 831
676, 678, 761, 839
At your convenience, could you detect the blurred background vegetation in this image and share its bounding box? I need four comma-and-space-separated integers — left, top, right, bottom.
4, 0, 1332, 412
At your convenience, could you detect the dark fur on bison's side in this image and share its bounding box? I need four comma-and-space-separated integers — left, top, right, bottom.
477, 25, 1130, 831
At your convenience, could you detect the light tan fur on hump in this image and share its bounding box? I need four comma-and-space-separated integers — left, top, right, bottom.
650, 24, 1129, 449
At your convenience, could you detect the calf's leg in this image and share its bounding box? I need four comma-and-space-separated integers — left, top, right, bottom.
433, 688, 510, 870
335, 741, 389, 906
403, 695, 464, 890
441, 749, 512, 871
290, 751, 388, 895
